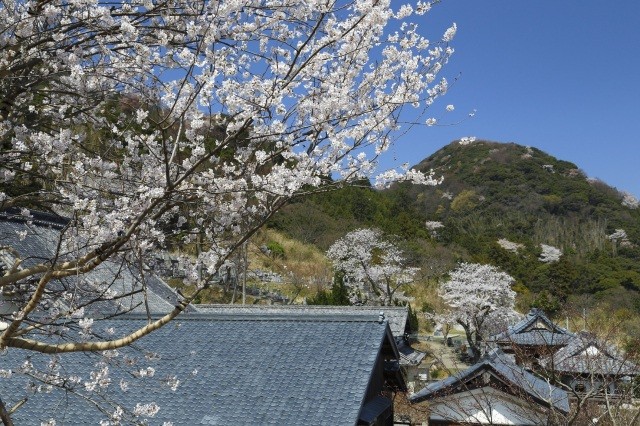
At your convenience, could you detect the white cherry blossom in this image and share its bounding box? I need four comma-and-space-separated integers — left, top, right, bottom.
539, 244, 562, 263
327, 228, 418, 305
435, 263, 517, 361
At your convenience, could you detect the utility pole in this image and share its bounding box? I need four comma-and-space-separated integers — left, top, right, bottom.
242, 241, 247, 305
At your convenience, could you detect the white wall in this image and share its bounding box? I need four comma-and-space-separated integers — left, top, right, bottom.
428, 386, 548, 425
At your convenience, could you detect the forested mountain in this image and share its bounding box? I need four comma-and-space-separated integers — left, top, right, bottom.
270, 140, 640, 317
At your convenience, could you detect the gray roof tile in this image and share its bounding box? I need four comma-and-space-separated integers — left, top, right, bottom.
195, 304, 409, 337
0, 211, 186, 316
506, 330, 575, 346
195, 305, 423, 368
489, 308, 574, 345
410, 349, 569, 413
0, 311, 393, 425
540, 331, 638, 376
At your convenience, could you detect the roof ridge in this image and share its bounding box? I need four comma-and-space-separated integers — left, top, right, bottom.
103, 312, 387, 322
0, 208, 68, 229
411, 349, 569, 413
195, 304, 408, 311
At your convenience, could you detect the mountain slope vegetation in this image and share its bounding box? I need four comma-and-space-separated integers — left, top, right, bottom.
270, 140, 640, 317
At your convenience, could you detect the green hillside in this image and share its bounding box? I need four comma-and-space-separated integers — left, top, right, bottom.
270, 140, 640, 318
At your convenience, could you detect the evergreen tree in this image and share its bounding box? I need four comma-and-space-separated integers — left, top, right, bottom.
308, 272, 351, 306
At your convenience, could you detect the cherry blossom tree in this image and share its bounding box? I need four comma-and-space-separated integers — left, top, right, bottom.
497, 238, 524, 254
425, 220, 444, 238
0, 0, 452, 350
539, 244, 563, 263
326, 228, 419, 305
0, 0, 454, 421
607, 228, 632, 255
435, 263, 517, 362
621, 192, 639, 209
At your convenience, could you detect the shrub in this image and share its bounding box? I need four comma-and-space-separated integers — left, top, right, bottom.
266, 241, 285, 259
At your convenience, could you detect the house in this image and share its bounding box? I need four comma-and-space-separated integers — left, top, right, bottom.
539, 331, 639, 398
0, 309, 405, 425
488, 308, 575, 367
409, 349, 569, 425
0, 211, 409, 424
0, 209, 188, 316
198, 304, 427, 387
195, 304, 413, 336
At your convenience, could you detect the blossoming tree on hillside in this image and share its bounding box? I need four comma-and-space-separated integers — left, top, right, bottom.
434, 263, 517, 362
0, 0, 454, 421
327, 228, 419, 305
539, 244, 563, 263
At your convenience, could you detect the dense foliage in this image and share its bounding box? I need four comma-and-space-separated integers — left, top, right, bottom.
307, 272, 351, 306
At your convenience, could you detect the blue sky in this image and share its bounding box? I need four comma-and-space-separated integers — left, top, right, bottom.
386, 0, 640, 197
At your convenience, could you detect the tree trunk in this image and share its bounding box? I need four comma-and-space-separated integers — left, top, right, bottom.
459, 321, 481, 363
0, 397, 13, 426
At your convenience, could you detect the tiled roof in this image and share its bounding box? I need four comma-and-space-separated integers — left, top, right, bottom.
410, 349, 569, 413
196, 305, 426, 367
0, 311, 395, 425
540, 331, 639, 376
196, 304, 409, 337
506, 330, 575, 346
358, 396, 392, 424
0, 210, 186, 315
397, 340, 426, 366
489, 308, 574, 345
